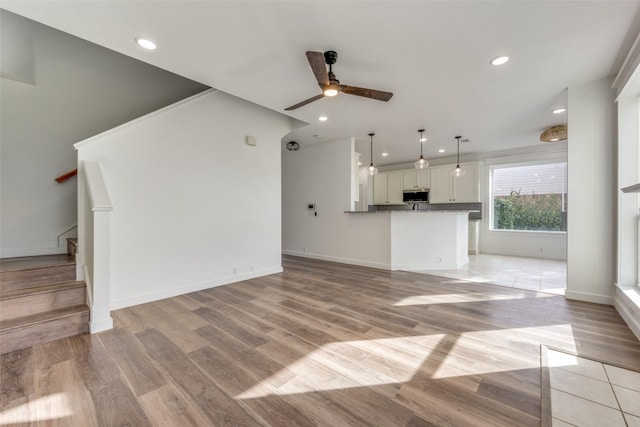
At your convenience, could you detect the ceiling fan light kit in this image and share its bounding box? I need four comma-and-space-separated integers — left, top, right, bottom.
540, 125, 567, 143
414, 128, 429, 170
285, 50, 394, 110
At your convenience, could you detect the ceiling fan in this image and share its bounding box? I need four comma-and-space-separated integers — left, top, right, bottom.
285, 51, 393, 111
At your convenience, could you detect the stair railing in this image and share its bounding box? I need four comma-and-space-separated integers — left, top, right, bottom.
55, 168, 78, 183
77, 161, 113, 333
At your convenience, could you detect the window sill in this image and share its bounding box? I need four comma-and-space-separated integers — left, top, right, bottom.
614, 283, 640, 340
486, 229, 567, 237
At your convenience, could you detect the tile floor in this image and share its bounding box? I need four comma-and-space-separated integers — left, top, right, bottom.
411, 254, 567, 294
546, 348, 640, 427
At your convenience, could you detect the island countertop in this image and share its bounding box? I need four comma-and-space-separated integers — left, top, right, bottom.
344, 210, 479, 214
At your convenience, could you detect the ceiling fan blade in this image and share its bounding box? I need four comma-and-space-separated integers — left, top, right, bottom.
306, 51, 329, 85
342, 85, 393, 102
284, 93, 325, 111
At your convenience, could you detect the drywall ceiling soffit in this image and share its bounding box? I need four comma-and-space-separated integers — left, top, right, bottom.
0, 9, 210, 147
3, 1, 640, 165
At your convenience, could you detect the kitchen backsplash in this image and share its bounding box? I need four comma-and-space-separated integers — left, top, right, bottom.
370, 202, 482, 220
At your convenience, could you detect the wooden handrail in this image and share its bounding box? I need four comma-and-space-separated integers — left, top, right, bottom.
55, 169, 77, 183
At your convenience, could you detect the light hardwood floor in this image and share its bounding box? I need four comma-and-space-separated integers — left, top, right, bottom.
1, 255, 639, 426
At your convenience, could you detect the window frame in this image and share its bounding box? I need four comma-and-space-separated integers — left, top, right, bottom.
485, 153, 568, 236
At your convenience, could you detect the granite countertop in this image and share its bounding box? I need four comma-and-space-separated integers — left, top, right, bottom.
344, 210, 480, 214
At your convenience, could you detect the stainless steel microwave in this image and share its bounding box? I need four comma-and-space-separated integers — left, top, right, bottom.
403, 189, 429, 203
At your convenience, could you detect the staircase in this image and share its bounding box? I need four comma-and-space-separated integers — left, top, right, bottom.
0, 253, 89, 354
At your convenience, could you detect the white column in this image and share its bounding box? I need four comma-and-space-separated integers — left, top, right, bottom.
566, 77, 616, 304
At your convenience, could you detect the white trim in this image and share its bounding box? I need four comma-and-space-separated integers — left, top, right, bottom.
483, 150, 567, 167
283, 250, 391, 270
90, 318, 114, 334
83, 161, 113, 211
485, 159, 568, 235
614, 283, 640, 340
0, 245, 67, 258
612, 31, 640, 97
564, 290, 613, 305
110, 266, 283, 310
1, 224, 77, 258
73, 89, 216, 150
282, 250, 468, 271
85, 264, 114, 333
485, 229, 567, 237
83, 264, 93, 307
400, 258, 468, 271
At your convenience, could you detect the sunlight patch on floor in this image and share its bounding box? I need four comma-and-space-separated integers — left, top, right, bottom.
432, 324, 577, 378
236, 335, 445, 399
0, 393, 73, 424
393, 291, 547, 306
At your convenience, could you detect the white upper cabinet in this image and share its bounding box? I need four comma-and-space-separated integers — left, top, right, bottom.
428, 162, 480, 204
402, 170, 430, 190
373, 172, 404, 205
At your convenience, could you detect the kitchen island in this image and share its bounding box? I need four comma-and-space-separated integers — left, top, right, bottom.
344, 210, 470, 270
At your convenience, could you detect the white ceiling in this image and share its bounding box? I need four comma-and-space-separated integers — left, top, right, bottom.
3, 1, 640, 166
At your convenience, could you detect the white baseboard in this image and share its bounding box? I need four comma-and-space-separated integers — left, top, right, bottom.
90, 316, 114, 334
110, 266, 283, 310
1, 245, 67, 259
399, 261, 462, 271
614, 283, 640, 341
564, 289, 614, 305
283, 250, 468, 271
282, 250, 391, 270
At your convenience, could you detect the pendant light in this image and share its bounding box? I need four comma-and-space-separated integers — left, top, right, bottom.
366, 133, 378, 176
452, 135, 466, 177
414, 129, 429, 170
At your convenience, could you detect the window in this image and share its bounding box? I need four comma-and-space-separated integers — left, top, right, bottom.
490, 162, 567, 232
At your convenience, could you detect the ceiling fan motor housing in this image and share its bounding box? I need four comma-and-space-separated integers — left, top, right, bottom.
324, 50, 338, 65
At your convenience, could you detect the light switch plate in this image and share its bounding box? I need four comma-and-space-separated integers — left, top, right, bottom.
246, 135, 257, 146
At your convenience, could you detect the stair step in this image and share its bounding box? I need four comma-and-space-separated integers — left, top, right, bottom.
0, 281, 86, 322
67, 237, 78, 257
0, 255, 75, 292
0, 304, 89, 354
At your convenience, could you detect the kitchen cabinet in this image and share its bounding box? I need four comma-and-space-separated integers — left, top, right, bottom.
402, 170, 430, 190
373, 172, 404, 205
429, 162, 480, 204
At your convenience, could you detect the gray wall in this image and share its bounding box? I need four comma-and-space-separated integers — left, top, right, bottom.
0, 10, 208, 257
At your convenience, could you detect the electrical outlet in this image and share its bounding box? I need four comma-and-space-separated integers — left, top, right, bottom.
232, 267, 237, 275
249, 265, 255, 272
303, 247, 307, 253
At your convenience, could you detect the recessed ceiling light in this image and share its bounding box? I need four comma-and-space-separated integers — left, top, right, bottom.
438, 148, 445, 153
136, 38, 157, 50
552, 108, 566, 114
490, 56, 509, 66
318, 116, 328, 121
381, 152, 388, 157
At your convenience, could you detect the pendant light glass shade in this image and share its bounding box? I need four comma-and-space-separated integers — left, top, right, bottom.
367, 133, 378, 176
414, 129, 429, 169
452, 165, 466, 177
451, 135, 466, 177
